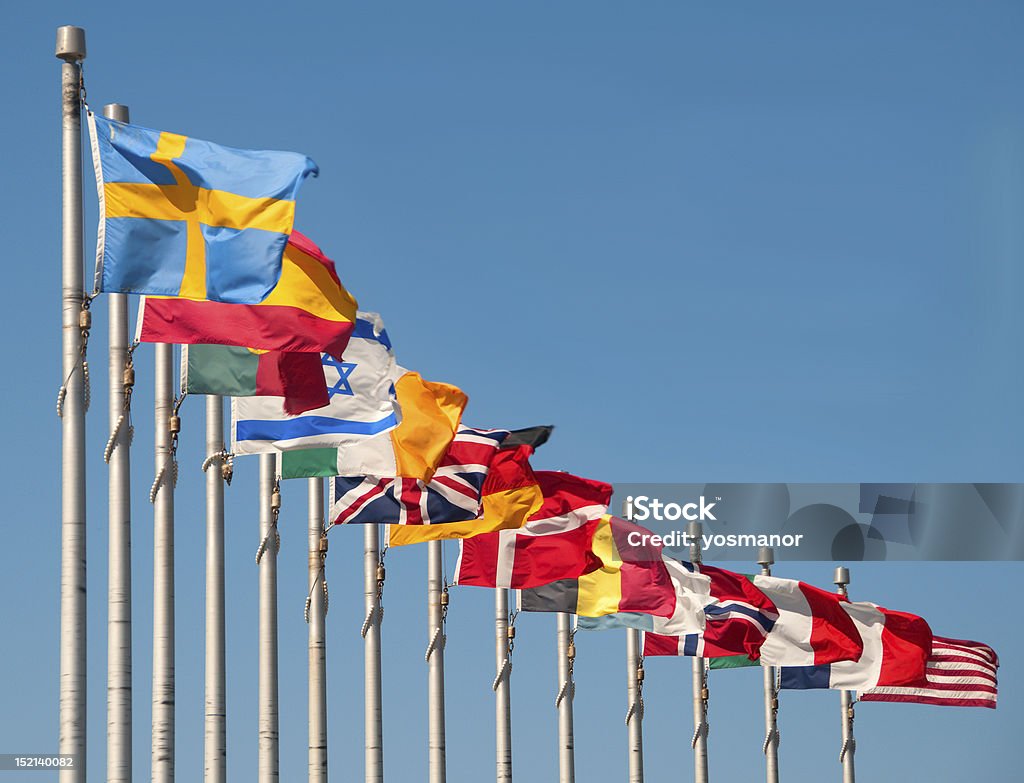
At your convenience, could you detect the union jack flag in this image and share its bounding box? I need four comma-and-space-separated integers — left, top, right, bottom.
329, 427, 509, 527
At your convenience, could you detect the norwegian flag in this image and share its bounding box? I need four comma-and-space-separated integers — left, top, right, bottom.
329, 427, 509, 527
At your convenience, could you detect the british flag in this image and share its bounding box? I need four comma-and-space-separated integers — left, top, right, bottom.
329, 427, 509, 527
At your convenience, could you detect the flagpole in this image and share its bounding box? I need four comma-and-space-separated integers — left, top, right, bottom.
623, 500, 643, 783
625, 629, 644, 783
56, 25, 87, 783
757, 547, 779, 783
152, 340, 176, 783
307, 478, 328, 783
258, 454, 280, 783
494, 587, 513, 783
688, 521, 709, 783
555, 613, 575, 783
101, 101, 133, 783
363, 524, 384, 783
427, 540, 447, 783
834, 567, 855, 783
205, 396, 227, 783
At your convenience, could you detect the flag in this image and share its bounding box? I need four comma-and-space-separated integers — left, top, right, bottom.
279, 371, 467, 479
330, 427, 512, 528
182, 344, 328, 415
138, 231, 357, 356
751, 575, 864, 666
858, 636, 998, 708
88, 112, 317, 304
642, 632, 759, 669
781, 604, 932, 691
500, 426, 554, 450
384, 444, 543, 546
600, 563, 777, 663
519, 516, 706, 630
231, 312, 398, 454
453, 470, 613, 588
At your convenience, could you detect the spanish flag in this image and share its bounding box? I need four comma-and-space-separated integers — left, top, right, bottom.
138, 231, 357, 357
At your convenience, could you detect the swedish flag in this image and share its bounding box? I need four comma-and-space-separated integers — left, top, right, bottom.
88, 112, 318, 304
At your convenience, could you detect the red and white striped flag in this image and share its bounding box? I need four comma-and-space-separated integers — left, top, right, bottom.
859, 636, 999, 708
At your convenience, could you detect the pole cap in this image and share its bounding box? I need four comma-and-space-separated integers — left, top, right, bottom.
686, 520, 703, 539
834, 566, 850, 587
757, 546, 775, 567
622, 498, 632, 521
55, 26, 86, 61
103, 103, 130, 122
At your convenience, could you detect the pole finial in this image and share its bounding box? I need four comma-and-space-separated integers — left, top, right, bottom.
757, 546, 774, 567
833, 566, 850, 588
55, 26, 86, 61
103, 104, 130, 122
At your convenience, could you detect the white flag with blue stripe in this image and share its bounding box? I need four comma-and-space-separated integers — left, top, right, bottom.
231, 312, 399, 455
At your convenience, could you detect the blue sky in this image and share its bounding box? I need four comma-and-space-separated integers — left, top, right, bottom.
2, 1, 1022, 780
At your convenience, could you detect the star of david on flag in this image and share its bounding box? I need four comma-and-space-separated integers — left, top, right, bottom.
232, 312, 399, 454
322, 355, 357, 398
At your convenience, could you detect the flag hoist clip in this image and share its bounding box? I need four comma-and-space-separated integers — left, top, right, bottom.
626, 654, 645, 725
201, 448, 235, 485
149, 392, 185, 503
691, 659, 710, 748
763, 667, 781, 754
362, 539, 387, 637
56, 294, 96, 418
305, 532, 330, 623
104, 341, 137, 463
255, 478, 282, 564
555, 623, 577, 708
493, 609, 518, 691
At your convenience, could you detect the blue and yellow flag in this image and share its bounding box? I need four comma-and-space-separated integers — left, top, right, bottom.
88, 112, 318, 304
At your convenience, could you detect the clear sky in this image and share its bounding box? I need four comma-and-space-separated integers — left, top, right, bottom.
2, 1, 1022, 781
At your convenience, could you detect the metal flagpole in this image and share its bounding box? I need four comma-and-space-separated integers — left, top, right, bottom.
834, 567, 855, 783
363, 524, 384, 783
257, 455, 281, 782
307, 478, 328, 783
152, 342, 176, 782
757, 547, 779, 783
426, 540, 447, 783
55, 25, 87, 783
204, 396, 227, 783
494, 588, 513, 783
623, 500, 643, 783
625, 629, 644, 783
688, 521, 709, 783
104, 100, 133, 783
555, 613, 575, 783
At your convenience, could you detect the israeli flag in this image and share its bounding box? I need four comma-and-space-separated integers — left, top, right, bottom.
231, 312, 399, 454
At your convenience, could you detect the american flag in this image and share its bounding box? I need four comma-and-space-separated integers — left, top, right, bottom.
329, 427, 508, 527
859, 636, 998, 708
